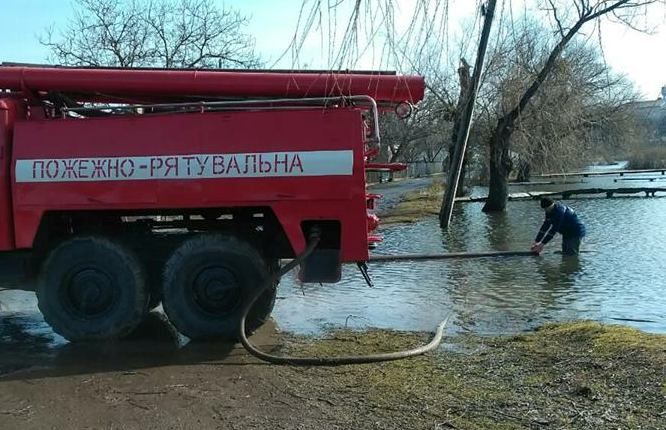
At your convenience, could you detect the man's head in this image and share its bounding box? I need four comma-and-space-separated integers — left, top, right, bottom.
540, 197, 555, 213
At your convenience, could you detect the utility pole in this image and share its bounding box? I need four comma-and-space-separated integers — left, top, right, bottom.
439, 0, 497, 228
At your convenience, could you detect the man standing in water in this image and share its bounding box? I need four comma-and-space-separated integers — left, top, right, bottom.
531, 197, 586, 256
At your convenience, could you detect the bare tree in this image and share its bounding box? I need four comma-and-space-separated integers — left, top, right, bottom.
378, 93, 448, 163
472, 17, 641, 177
482, 0, 662, 212
509, 46, 641, 176
40, 0, 260, 68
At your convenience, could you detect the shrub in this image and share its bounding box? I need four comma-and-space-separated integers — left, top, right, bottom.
627, 146, 666, 169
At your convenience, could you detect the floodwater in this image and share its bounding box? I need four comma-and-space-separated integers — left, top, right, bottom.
1, 167, 665, 372
275, 167, 666, 335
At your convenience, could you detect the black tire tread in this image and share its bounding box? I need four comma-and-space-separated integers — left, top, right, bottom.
162, 234, 275, 340
36, 236, 147, 341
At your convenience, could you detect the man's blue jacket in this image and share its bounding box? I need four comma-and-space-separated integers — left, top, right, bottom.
535, 203, 586, 244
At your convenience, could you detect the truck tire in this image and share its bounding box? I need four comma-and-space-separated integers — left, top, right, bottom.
36, 237, 148, 342
161, 235, 275, 340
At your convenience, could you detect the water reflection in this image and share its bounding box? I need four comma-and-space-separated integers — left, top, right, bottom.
536, 256, 583, 289
442, 205, 470, 251
0, 309, 254, 379
485, 211, 513, 251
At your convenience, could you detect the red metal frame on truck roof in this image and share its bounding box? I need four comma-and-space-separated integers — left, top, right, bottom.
0, 64, 424, 104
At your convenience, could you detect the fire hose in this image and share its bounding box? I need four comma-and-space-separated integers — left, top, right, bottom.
239, 231, 450, 366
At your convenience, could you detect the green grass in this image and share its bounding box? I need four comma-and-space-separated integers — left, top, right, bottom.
283, 321, 666, 429
380, 181, 444, 224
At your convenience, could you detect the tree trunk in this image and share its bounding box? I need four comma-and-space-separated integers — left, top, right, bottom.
439, 0, 496, 228
483, 125, 513, 212
516, 160, 530, 182
448, 144, 467, 197
457, 163, 467, 197
447, 59, 472, 198
389, 148, 400, 163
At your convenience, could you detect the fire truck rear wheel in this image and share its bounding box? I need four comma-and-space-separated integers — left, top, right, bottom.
36, 237, 148, 342
161, 235, 275, 340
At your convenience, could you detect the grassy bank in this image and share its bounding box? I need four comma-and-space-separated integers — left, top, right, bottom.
627, 146, 666, 170
283, 322, 666, 429
380, 181, 444, 224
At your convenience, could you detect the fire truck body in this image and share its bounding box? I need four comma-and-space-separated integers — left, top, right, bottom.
0, 65, 424, 341
8, 107, 368, 261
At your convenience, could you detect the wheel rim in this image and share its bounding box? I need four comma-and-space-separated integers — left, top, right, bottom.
191, 265, 242, 315
62, 267, 117, 318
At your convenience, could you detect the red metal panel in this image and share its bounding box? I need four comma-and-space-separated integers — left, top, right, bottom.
11, 108, 369, 261
272, 199, 369, 262
0, 66, 425, 104
0, 99, 22, 250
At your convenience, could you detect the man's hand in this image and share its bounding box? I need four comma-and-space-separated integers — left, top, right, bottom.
531, 242, 544, 254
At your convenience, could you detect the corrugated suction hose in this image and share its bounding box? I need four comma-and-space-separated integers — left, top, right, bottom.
239, 232, 450, 366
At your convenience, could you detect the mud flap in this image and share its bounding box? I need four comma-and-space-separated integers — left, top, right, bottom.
298, 248, 341, 283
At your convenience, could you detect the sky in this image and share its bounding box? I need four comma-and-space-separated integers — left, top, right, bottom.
0, 0, 664, 100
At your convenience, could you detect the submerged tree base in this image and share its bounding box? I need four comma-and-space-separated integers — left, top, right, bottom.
283, 322, 666, 430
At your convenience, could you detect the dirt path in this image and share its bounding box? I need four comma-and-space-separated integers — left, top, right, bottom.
0, 318, 340, 430
369, 176, 437, 215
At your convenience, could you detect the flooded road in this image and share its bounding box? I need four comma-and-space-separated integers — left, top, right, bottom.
1, 171, 665, 374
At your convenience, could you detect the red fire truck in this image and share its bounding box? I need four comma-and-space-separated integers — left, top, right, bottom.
0, 64, 424, 342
